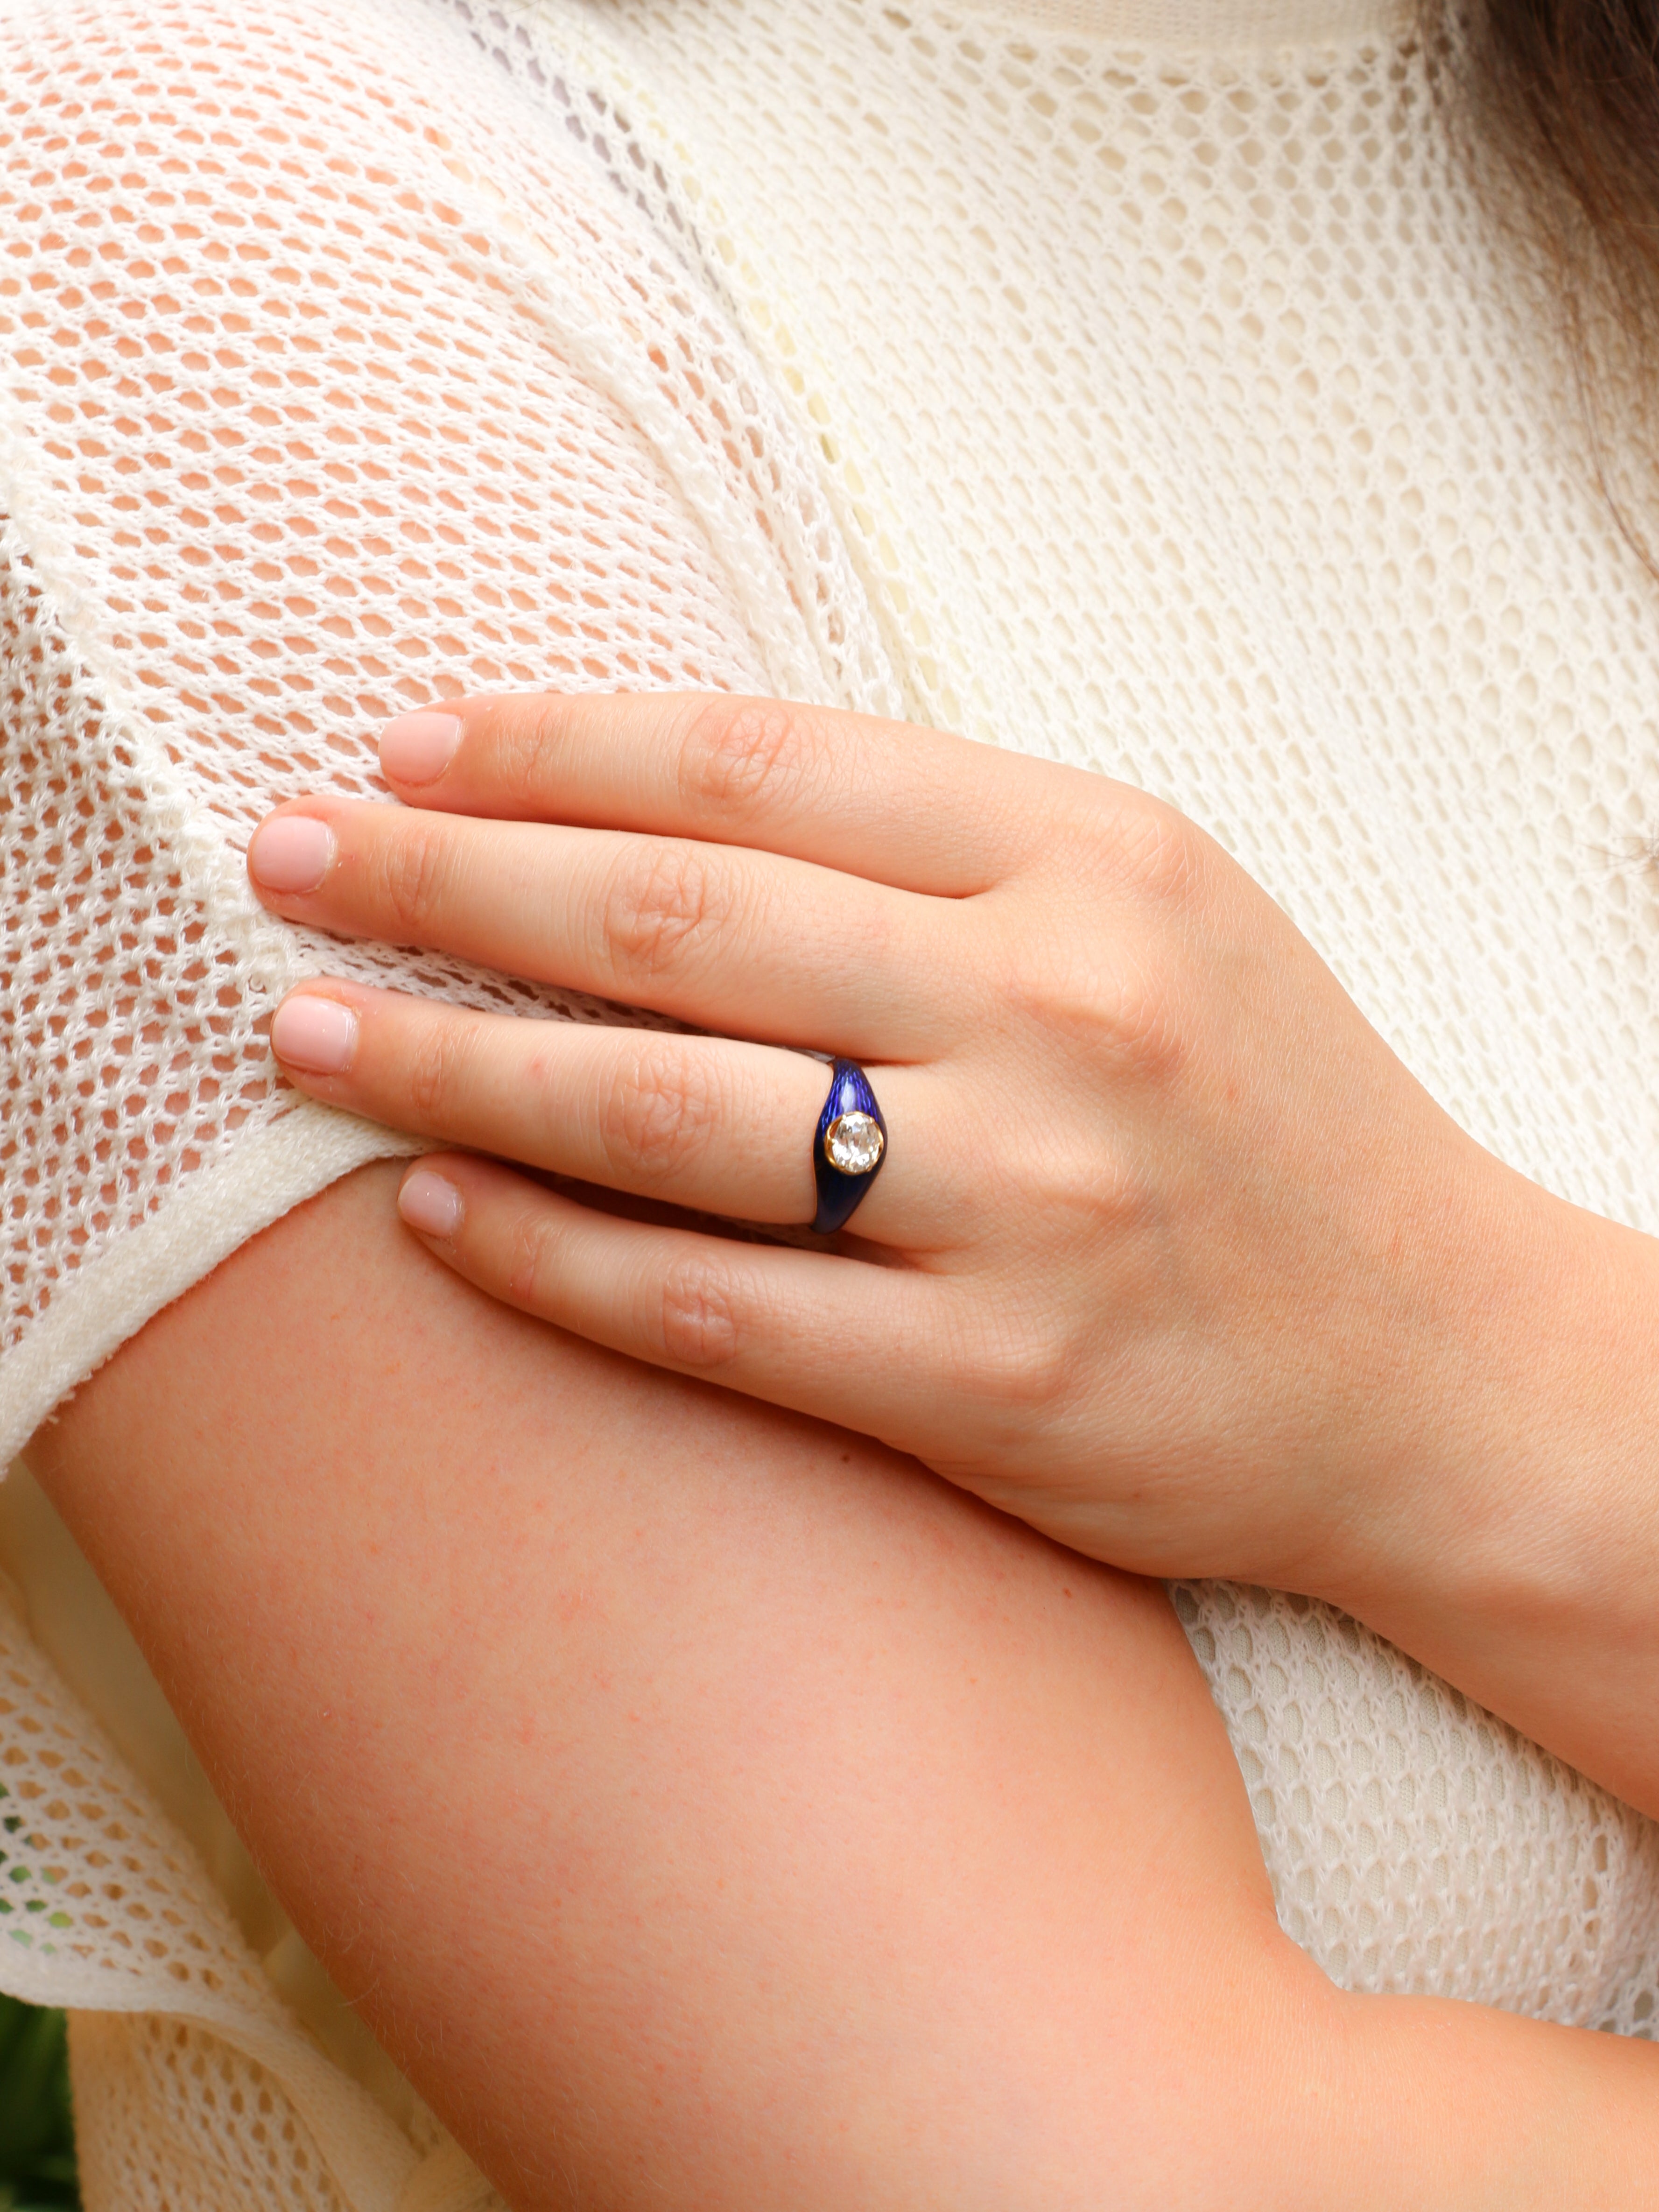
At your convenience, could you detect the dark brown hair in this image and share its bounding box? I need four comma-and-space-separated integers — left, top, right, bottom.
1482, 0, 1659, 291
1466, 0, 1659, 565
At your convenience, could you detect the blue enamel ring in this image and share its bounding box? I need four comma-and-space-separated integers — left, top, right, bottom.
812, 1059, 888, 1234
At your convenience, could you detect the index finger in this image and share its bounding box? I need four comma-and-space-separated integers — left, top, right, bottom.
375, 691, 1062, 896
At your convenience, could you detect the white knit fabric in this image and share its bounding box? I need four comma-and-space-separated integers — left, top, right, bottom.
3, 0, 1659, 2196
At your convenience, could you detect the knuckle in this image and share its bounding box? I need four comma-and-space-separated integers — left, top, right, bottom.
403, 1014, 478, 1124
489, 700, 565, 811
1050, 783, 1211, 908
600, 839, 731, 984
1093, 954, 1188, 1082
656, 1255, 742, 1369
599, 1041, 720, 1190
966, 1313, 1074, 1429
999, 940, 1185, 1082
677, 696, 827, 824
506, 1203, 565, 1310
1108, 793, 1210, 909
1069, 1138, 1157, 1237
373, 822, 453, 939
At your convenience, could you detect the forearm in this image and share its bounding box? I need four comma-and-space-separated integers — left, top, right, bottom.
1315, 1151, 1659, 1821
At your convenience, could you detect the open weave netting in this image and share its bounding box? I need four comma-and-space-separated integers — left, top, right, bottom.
3, 0, 1659, 2195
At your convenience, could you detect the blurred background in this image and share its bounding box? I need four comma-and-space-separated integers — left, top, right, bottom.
0, 1997, 77, 2210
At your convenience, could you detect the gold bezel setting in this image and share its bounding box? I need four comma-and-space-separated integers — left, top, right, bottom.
823, 1110, 885, 1177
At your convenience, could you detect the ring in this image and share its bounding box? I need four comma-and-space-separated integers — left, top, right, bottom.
812, 1059, 888, 1234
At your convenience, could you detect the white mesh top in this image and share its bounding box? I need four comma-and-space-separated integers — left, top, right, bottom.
4, 0, 1659, 2200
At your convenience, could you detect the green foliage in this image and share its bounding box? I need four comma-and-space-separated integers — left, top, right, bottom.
0, 1998, 77, 2212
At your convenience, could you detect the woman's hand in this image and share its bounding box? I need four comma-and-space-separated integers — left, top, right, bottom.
245, 690, 1584, 1606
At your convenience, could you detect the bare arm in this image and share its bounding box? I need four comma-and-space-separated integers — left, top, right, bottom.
25, 1161, 1659, 2208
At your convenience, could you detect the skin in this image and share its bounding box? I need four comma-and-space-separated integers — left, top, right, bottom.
28, 697, 1659, 2202
248, 690, 1659, 1818
27, 1163, 1659, 2207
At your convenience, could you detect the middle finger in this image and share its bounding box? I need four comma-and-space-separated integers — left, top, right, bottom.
248, 801, 961, 1058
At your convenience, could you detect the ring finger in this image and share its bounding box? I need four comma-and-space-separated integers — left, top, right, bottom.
270, 983, 937, 1243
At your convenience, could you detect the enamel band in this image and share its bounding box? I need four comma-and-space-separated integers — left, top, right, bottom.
811, 1059, 888, 1234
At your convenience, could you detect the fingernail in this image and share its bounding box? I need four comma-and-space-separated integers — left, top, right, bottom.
249, 814, 335, 895
271, 993, 359, 1075
380, 710, 463, 787
399, 1167, 463, 1240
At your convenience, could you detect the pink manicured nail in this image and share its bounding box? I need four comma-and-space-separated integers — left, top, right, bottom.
380, 710, 463, 786
270, 993, 359, 1075
399, 1167, 463, 1239
249, 814, 335, 895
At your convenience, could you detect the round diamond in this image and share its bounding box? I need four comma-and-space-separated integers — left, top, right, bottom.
824, 1110, 884, 1176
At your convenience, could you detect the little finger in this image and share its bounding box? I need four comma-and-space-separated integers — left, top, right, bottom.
394, 1152, 957, 1448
